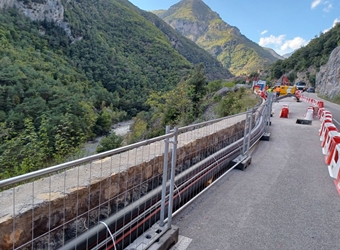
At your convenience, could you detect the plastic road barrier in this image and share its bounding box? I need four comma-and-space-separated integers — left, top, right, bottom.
323, 131, 340, 165
319, 119, 334, 135
328, 144, 340, 179
280, 105, 289, 118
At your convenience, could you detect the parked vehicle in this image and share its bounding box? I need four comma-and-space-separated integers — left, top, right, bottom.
307, 87, 315, 93
294, 82, 307, 91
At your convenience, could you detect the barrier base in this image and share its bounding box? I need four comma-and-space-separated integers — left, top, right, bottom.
261, 132, 271, 141
231, 155, 252, 171
148, 225, 179, 250
296, 119, 312, 125
328, 165, 337, 179
128, 224, 179, 250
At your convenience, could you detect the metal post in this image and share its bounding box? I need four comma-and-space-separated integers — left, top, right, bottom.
242, 109, 249, 155
265, 94, 273, 133
246, 108, 253, 156
159, 125, 170, 227
167, 127, 178, 228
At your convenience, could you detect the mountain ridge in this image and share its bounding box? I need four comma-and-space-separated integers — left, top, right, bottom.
154, 0, 281, 75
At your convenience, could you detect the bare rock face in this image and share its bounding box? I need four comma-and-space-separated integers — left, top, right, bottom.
0, 0, 16, 9
316, 46, 340, 98
295, 66, 317, 86
0, 0, 73, 39
168, 19, 208, 42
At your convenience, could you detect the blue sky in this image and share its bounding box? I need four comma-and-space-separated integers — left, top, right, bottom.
128, 0, 340, 56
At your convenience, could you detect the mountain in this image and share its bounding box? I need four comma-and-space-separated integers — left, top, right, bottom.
263, 48, 284, 60
282, 51, 295, 58
154, 0, 280, 75
0, 0, 231, 177
117, 0, 232, 80
270, 23, 340, 86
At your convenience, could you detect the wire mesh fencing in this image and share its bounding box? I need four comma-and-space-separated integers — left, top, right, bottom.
0, 106, 270, 250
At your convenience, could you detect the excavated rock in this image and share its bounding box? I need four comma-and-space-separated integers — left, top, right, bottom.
316, 46, 340, 98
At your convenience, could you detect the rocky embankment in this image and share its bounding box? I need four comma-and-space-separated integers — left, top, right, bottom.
316, 46, 340, 98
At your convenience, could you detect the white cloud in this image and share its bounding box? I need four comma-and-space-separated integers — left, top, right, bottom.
259, 35, 285, 47
280, 37, 308, 51
259, 34, 310, 56
311, 0, 334, 12
323, 17, 340, 33
260, 30, 268, 35
323, 3, 333, 12
311, 0, 322, 9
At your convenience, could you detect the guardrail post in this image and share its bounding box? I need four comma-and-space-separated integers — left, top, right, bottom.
261, 93, 272, 141
246, 108, 253, 157
265, 93, 273, 133
167, 126, 178, 228
160, 125, 170, 227
242, 109, 250, 155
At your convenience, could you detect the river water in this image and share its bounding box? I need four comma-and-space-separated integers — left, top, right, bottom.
81, 120, 133, 156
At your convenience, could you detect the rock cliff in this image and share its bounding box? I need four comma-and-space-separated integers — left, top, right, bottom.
316, 46, 340, 98
0, 0, 73, 39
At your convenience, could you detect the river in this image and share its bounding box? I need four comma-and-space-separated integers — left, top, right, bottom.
81, 120, 134, 156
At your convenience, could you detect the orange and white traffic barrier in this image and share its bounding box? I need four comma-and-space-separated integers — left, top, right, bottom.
320, 113, 332, 123
295, 90, 301, 99
320, 110, 332, 122
319, 118, 333, 135
318, 101, 324, 108
305, 107, 314, 120
317, 108, 325, 119
328, 144, 340, 179
320, 110, 333, 122
322, 130, 340, 153
279, 105, 289, 118
324, 132, 340, 165
320, 123, 338, 143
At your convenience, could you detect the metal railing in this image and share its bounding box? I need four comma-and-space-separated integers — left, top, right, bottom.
0, 97, 272, 250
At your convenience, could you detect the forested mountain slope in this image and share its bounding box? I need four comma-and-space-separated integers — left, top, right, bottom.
154, 0, 280, 75
270, 23, 340, 86
0, 0, 231, 178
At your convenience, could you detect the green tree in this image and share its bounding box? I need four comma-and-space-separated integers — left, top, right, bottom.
96, 132, 123, 153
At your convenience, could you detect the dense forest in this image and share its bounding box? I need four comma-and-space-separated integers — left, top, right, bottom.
0, 0, 234, 180
270, 23, 340, 85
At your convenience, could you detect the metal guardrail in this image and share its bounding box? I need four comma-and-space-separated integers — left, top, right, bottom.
0, 96, 273, 250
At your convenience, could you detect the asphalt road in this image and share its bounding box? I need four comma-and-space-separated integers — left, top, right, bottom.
302, 92, 340, 129
172, 97, 340, 250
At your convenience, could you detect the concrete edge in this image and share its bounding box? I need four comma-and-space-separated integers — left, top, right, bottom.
148, 225, 179, 250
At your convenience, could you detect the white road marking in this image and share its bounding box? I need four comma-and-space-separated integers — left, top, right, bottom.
333, 118, 340, 126
170, 235, 193, 250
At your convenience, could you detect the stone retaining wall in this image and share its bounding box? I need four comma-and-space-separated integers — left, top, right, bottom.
0, 116, 246, 249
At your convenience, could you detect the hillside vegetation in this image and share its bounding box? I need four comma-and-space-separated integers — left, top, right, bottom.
155, 0, 280, 75
0, 0, 232, 179
270, 23, 340, 85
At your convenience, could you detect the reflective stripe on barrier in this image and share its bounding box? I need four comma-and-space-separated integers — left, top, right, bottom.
324, 132, 340, 165
320, 110, 332, 122
320, 123, 338, 142
321, 113, 333, 122
322, 130, 340, 154
318, 108, 325, 119
328, 144, 340, 179
319, 118, 333, 135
